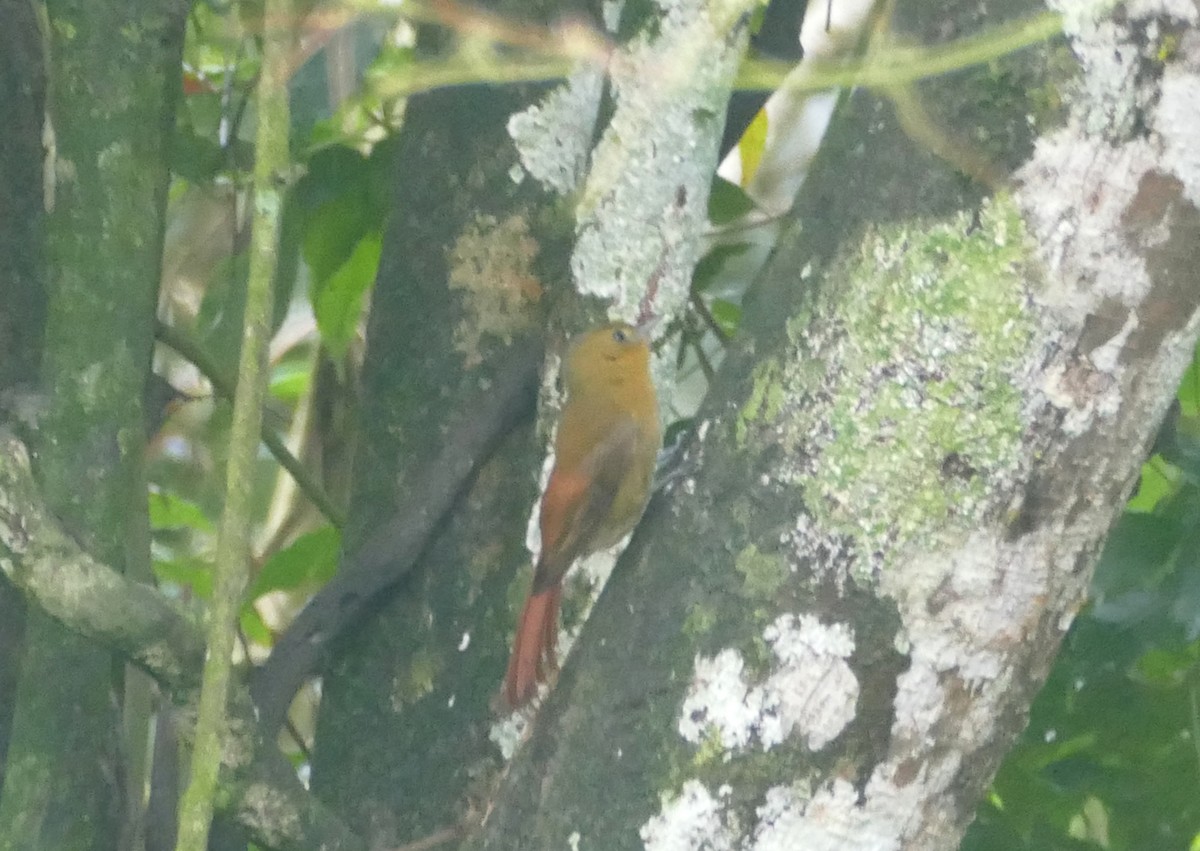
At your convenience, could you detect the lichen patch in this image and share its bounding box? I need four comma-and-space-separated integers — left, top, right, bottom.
446, 214, 543, 366
755, 197, 1042, 583
678, 614, 858, 754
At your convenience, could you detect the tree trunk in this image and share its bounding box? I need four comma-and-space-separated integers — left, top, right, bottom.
306, 80, 578, 847
0, 0, 187, 847
475, 0, 1200, 848
308, 0, 761, 843
0, 0, 46, 795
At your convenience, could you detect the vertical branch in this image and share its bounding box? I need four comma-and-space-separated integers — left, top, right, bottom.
173, 2, 292, 848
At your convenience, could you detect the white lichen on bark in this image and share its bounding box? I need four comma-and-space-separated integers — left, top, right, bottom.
678, 615, 857, 753
507, 66, 607, 196
648, 1, 1200, 849
572, 0, 760, 318
640, 780, 738, 851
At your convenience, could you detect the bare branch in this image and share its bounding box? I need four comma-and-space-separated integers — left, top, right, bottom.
249, 337, 543, 737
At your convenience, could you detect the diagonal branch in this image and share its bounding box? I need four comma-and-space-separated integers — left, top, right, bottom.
0, 435, 205, 690
156, 320, 347, 530
249, 336, 543, 737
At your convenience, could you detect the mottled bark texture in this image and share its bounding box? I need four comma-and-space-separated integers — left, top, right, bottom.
476, 2, 1200, 851
0, 0, 187, 847
306, 81, 579, 847
0, 0, 46, 793
308, 0, 763, 843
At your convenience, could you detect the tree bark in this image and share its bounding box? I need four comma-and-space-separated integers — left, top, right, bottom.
0, 0, 46, 794
306, 80, 574, 847
475, 0, 1200, 848
308, 0, 762, 844
0, 0, 187, 847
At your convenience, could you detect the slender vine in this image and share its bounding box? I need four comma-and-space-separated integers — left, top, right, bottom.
172, 0, 294, 846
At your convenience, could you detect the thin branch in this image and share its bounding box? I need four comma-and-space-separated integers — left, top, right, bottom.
735, 9, 1063, 94
370, 53, 578, 100
396, 9, 1061, 100
689, 290, 731, 347
885, 82, 1005, 189
702, 209, 789, 238
690, 337, 717, 384
0, 436, 205, 690
405, 0, 612, 58
156, 321, 346, 530
175, 0, 292, 845
279, 0, 1065, 101
250, 337, 543, 737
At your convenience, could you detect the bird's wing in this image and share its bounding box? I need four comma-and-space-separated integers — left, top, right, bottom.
531, 417, 639, 593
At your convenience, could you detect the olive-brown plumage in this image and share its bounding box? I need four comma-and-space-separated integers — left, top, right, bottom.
503, 323, 660, 708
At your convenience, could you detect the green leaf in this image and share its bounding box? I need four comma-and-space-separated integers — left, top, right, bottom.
312, 232, 381, 359
1127, 456, 1178, 513
1169, 414, 1200, 480
708, 175, 756, 225
692, 242, 752, 293
169, 129, 224, 183
303, 194, 372, 284
148, 490, 215, 533
270, 355, 313, 404
1132, 646, 1193, 687
710, 298, 743, 338
153, 556, 213, 598
247, 525, 341, 602
738, 107, 769, 187
1177, 346, 1200, 416
240, 605, 274, 647
1091, 512, 1181, 598
297, 146, 380, 277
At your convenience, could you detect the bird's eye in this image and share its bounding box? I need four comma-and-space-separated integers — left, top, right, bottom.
612, 328, 628, 343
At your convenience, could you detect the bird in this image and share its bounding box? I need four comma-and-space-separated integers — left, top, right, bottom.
502, 322, 661, 708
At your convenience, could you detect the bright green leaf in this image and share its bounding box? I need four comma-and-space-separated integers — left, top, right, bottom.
153, 556, 213, 599
1132, 647, 1192, 687
1126, 457, 1177, 513
709, 175, 756, 225
149, 490, 215, 533
240, 605, 274, 647
247, 525, 341, 602
710, 298, 743, 338
738, 107, 769, 187
270, 355, 313, 404
312, 232, 381, 360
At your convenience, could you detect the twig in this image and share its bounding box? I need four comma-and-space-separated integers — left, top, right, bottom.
690, 337, 717, 384
735, 10, 1063, 94
155, 320, 346, 530
238, 2, 1062, 108
334, 5, 1060, 101
176, 1, 292, 844
689, 290, 731, 347
237, 626, 314, 762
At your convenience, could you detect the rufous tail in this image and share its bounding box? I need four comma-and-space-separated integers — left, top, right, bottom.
502, 586, 562, 708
